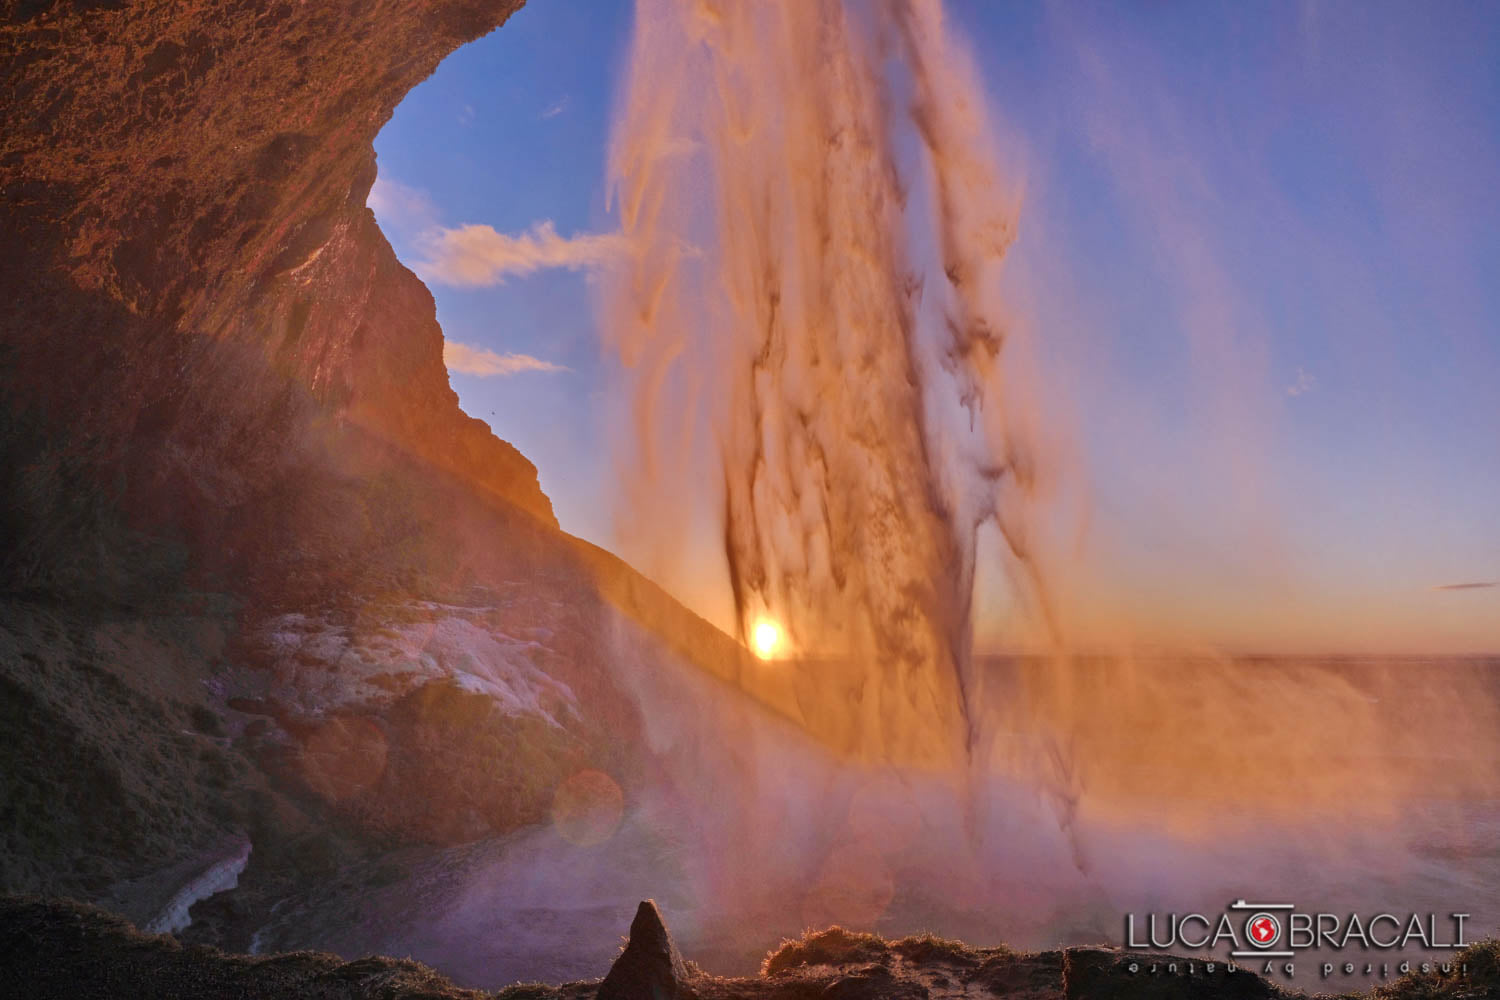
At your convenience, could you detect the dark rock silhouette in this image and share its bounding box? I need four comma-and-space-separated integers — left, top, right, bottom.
1, 895, 1490, 1000
1061, 949, 1281, 1000
599, 901, 693, 1000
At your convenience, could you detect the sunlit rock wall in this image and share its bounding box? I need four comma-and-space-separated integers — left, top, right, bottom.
0, 0, 551, 601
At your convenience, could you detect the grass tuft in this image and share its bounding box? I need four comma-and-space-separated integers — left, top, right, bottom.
1372, 939, 1500, 999
890, 931, 988, 967
762, 927, 889, 976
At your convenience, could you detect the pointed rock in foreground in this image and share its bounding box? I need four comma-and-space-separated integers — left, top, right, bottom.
598, 900, 691, 1000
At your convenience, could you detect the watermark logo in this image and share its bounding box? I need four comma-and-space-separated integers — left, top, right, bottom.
1243, 909, 1283, 953
1123, 899, 1472, 979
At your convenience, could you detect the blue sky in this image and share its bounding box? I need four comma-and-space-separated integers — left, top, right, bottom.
372, 1, 1499, 652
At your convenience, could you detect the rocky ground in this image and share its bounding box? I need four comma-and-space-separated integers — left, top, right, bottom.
0, 578, 665, 951
2, 896, 1495, 1000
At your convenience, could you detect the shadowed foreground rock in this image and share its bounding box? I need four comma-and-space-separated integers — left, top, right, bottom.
2, 895, 1494, 1000
598, 901, 691, 1000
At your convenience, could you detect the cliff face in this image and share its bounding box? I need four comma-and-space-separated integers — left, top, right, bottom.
0, 0, 549, 600
0, 0, 759, 930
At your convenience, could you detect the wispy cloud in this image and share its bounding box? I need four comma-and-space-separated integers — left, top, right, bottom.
541, 96, 570, 120
1432, 581, 1497, 591
416, 220, 627, 287
367, 175, 439, 234
1286, 367, 1317, 397
443, 340, 570, 377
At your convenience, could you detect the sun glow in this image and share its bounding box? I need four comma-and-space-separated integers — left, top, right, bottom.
751, 620, 782, 659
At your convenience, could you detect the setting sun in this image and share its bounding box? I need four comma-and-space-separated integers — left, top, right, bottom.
751, 620, 781, 659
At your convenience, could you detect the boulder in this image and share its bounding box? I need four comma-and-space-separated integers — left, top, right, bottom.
599, 900, 693, 1000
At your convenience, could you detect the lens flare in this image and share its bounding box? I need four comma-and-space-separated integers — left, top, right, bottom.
751, 620, 781, 659
550, 769, 625, 847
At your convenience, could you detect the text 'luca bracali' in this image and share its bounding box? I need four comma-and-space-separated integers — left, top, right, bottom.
1123, 899, 1472, 979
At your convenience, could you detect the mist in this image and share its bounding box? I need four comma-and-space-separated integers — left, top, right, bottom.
575, 0, 1500, 977
602, 0, 1059, 770
305, 0, 1500, 985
